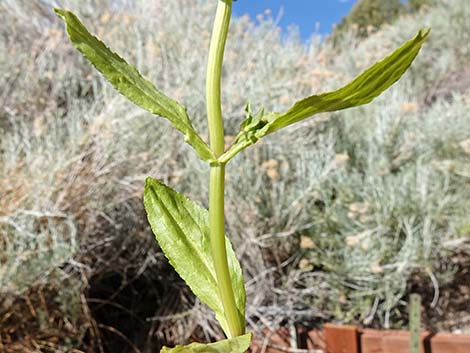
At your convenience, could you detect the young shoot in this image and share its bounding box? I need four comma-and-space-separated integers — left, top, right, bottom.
55, 1, 429, 351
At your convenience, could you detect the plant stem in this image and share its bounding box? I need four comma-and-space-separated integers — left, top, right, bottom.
207, 0, 230, 157
206, 0, 244, 338
209, 165, 243, 338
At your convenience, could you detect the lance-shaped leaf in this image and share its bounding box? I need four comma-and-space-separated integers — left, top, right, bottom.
220, 28, 430, 164
160, 332, 252, 353
54, 9, 214, 162
143, 177, 245, 337
267, 28, 430, 133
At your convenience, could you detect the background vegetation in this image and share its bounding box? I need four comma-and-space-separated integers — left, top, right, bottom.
1, 0, 469, 352
331, 0, 437, 40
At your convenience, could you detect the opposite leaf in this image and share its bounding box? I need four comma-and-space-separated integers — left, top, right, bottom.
143, 177, 245, 337
267, 28, 430, 133
54, 9, 214, 162
221, 28, 430, 163
160, 332, 252, 353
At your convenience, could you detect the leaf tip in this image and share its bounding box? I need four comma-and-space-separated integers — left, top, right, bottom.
53, 8, 67, 19
416, 27, 431, 44
144, 176, 157, 191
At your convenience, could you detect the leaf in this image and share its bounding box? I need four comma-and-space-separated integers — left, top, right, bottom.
54, 9, 214, 162
220, 28, 430, 163
143, 177, 245, 337
267, 28, 430, 133
160, 333, 252, 353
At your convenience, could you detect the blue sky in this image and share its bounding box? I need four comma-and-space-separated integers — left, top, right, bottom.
232, 0, 357, 39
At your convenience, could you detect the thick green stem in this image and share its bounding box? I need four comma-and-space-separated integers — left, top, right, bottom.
206, 0, 243, 338
209, 166, 243, 338
206, 0, 230, 157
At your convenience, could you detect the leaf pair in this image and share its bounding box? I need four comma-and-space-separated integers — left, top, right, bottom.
220, 28, 430, 163
55, 9, 429, 165
143, 177, 245, 338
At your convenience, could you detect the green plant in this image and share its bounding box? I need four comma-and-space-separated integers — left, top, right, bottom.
55, 1, 429, 350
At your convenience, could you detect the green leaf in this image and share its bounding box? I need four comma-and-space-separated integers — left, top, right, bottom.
143, 177, 245, 337
54, 9, 214, 162
266, 28, 430, 133
220, 28, 430, 164
160, 333, 252, 353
